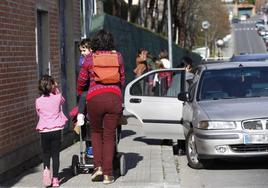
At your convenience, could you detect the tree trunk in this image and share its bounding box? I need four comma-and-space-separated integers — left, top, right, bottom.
147, 0, 156, 30
127, 0, 132, 22
158, 0, 167, 34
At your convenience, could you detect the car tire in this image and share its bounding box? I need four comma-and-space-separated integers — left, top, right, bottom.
186, 128, 206, 169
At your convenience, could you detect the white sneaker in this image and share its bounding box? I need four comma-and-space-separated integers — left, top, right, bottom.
77, 114, 85, 126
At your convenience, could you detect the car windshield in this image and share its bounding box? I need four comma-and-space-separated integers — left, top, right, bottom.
197, 66, 268, 101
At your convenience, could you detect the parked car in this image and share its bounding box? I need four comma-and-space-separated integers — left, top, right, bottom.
240, 14, 247, 21
258, 29, 267, 36
255, 19, 265, 28
231, 18, 240, 24
262, 34, 268, 40
178, 61, 268, 169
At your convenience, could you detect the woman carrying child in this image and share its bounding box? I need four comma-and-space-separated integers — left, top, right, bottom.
77, 29, 125, 184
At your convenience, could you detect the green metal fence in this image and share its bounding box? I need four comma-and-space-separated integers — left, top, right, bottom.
90, 13, 201, 84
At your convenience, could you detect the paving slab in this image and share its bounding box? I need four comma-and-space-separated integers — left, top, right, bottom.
1, 117, 180, 188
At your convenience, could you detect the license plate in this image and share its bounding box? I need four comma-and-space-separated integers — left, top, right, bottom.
243, 133, 268, 144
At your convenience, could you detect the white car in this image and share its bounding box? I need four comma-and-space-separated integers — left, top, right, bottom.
125, 60, 268, 170
124, 68, 186, 140
240, 15, 247, 21
259, 29, 266, 36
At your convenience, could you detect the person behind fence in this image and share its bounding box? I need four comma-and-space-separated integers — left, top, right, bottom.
133, 48, 148, 77
35, 75, 68, 187
181, 56, 194, 88
181, 56, 194, 80
181, 56, 193, 73
159, 49, 171, 69
77, 29, 125, 184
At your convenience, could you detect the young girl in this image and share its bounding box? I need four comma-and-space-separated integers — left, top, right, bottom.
36, 75, 68, 187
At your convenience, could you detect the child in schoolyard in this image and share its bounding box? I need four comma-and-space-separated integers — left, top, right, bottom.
35, 74, 68, 187
76, 38, 92, 127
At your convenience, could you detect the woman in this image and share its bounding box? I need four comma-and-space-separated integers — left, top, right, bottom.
77, 29, 125, 184
133, 49, 148, 77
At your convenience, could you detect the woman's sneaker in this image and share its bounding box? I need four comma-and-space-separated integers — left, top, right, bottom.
52, 177, 60, 187
103, 175, 115, 184
91, 167, 103, 181
42, 167, 51, 186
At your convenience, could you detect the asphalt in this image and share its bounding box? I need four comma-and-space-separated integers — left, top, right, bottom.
1, 117, 180, 188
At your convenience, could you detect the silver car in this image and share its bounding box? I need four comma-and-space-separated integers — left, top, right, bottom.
178, 61, 268, 169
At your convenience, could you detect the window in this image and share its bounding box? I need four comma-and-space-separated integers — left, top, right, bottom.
130, 70, 183, 97
36, 10, 49, 78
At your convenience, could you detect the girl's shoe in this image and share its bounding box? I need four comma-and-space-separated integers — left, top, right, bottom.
91, 167, 103, 181
52, 177, 60, 187
42, 167, 51, 186
103, 175, 115, 184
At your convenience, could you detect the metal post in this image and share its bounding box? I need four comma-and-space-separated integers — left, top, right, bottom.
167, 0, 173, 68
82, 0, 86, 38
205, 30, 208, 60
202, 20, 210, 60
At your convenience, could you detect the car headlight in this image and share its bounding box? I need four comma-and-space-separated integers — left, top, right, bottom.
198, 121, 236, 130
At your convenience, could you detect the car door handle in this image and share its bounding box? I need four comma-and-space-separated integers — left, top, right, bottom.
130, 98, 141, 103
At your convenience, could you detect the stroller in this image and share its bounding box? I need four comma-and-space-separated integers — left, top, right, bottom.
69, 106, 126, 177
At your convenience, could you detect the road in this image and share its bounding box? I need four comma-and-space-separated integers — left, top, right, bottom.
175, 154, 268, 188
174, 14, 268, 188
233, 16, 267, 55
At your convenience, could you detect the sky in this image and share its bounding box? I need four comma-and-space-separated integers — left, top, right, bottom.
123, 0, 139, 5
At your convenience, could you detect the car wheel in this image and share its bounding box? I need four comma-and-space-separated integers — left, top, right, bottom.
186, 129, 204, 169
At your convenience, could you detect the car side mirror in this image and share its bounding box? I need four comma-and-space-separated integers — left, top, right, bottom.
178, 92, 190, 102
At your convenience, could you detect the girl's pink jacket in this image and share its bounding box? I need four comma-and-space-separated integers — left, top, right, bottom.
35, 91, 68, 132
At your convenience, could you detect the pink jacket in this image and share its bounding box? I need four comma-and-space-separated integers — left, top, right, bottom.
35, 91, 68, 132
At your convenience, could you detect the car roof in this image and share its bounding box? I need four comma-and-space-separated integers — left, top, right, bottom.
230, 53, 268, 61
199, 53, 268, 70
200, 61, 268, 70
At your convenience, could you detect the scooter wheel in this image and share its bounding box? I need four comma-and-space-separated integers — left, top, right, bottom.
71, 155, 79, 176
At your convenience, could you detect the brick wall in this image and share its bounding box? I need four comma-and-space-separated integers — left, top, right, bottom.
0, 0, 81, 179
0, 0, 41, 157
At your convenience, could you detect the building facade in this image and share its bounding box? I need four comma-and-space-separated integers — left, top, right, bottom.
0, 0, 85, 182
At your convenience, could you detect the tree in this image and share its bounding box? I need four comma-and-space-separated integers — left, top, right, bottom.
101, 0, 230, 52
127, 0, 132, 21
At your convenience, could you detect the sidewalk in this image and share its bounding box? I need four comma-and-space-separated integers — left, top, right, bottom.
1, 117, 180, 188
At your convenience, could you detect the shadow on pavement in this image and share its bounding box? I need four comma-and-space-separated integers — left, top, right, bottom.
58, 167, 74, 185
124, 152, 143, 170
58, 152, 143, 185
207, 157, 268, 170
133, 136, 163, 145
1, 166, 40, 187
120, 129, 136, 140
